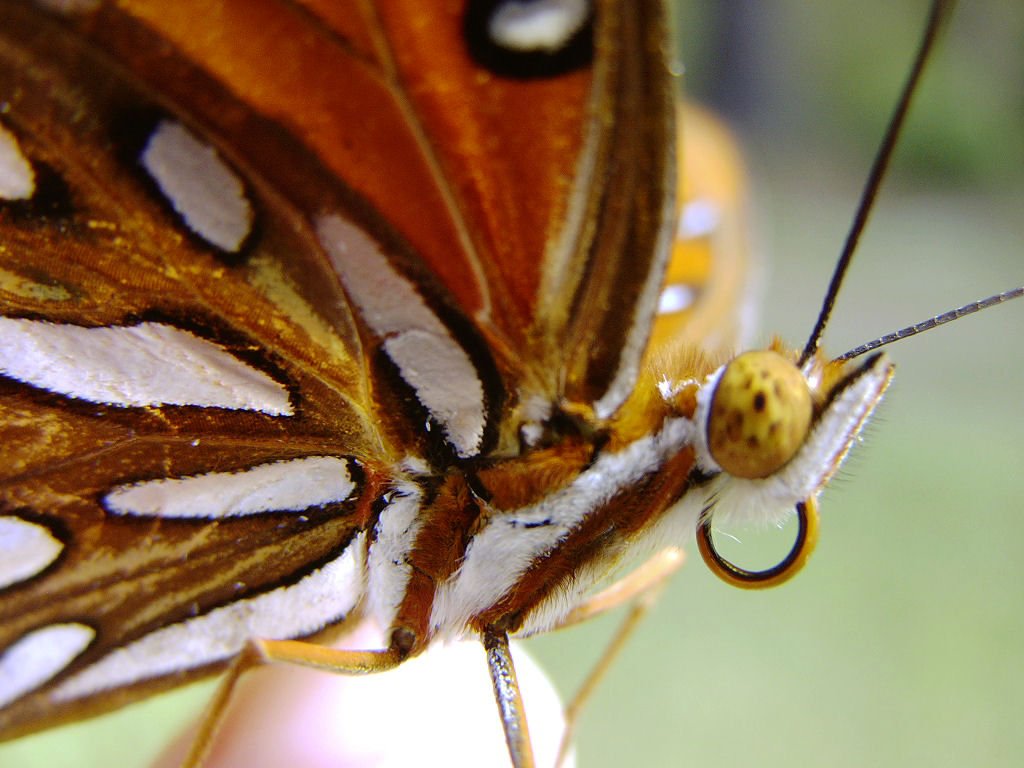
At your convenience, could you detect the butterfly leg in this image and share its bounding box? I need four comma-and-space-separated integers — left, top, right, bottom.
551, 547, 685, 767
483, 626, 537, 768
182, 638, 406, 768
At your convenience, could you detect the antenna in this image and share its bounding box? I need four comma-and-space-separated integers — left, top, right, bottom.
798, 0, 957, 366
837, 288, 1023, 361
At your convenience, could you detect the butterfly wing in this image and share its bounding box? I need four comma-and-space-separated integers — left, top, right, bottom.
93, 0, 678, 425
0, 0, 680, 740
0, 1, 396, 735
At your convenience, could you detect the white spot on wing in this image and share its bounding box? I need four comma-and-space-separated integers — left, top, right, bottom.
383, 331, 485, 456
105, 456, 355, 519
140, 120, 253, 252
52, 534, 365, 703
316, 214, 485, 458
0, 517, 63, 589
0, 623, 94, 708
430, 418, 694, 636
366, 473, 424, 629
0, 123, 34, 201
677, 200, 720, 240
656, 284, 696, 315
0, 319, 292, 414
489, 0, 589, 52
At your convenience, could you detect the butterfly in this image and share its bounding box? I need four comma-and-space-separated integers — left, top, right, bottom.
0, 1, 1020, 767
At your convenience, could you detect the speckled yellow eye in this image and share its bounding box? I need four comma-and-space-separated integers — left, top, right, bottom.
707, 350, 812, 479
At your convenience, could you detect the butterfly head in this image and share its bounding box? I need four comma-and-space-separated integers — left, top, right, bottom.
679, 342, 894, 587
704, 348, 813, 480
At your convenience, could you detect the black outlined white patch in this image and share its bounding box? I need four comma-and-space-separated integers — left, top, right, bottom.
104, 457, 356, 519
0, 319, 292, 415
0, 623, 94, 708
140, 120, 253, 252
464, 0, 593, 79
0, 517, 63, 590
489, 0, 589, 52
366, 473, 425, 629
317, 214, 486, 459
0, 124, 34, 201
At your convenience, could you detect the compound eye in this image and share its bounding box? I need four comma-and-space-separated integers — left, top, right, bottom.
707, 350, 812, 479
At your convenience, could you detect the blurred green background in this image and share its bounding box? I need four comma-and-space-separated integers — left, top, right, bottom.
2, 1, 1022, 766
